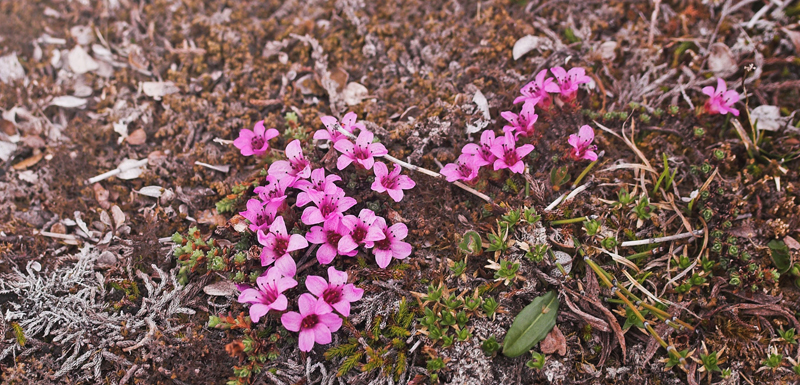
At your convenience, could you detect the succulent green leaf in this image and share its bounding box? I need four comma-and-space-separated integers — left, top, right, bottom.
768, 239, 792, 273
502, 291, 559, 358
458, 230, 483, 255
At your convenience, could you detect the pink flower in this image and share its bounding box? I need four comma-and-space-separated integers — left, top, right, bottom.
440, 154, 480, 183
501, 101, 538, 138
371, 162, 415, 202
702, 78, 740, 116
237, 267, 297, 323
371, 217, 412, 268
490, 132, 534, 174
253, 175, 293, 210
233, 121, 280, 157
334, 130, 388, 170
294, 168, 342, 208
300, 189, 357, 225
257, 216, 308, 277
568, 125, 599, 161
305, 216, 355, 264
316, 112, 363, 143
268, 140, 312, 181
514, 69, 556, 108
461, 130, 497, 167
338, 209, 386, 254
239, 198, 278, 232
280, 293, 342, 352
550, 66, 591, 102
305, 267, 364, 317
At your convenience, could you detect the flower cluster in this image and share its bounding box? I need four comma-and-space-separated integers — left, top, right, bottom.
319, 114, 416, 202
234, 113, 414, 351
441, 66, 596, 182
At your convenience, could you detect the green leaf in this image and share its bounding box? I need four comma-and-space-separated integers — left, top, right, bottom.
768, 239, 793, 273
502, 291, 559, 358
458, 231, 483, 255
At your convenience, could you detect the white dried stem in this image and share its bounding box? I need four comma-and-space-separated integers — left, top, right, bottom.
620, 229, 704, 247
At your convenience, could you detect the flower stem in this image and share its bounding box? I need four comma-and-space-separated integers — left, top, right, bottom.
571, 156, 600, 189
550, 215, 597, 226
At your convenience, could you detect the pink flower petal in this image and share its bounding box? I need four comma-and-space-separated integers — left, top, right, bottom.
249, 304, 269, 323
327, 267, 348, 285
318, 313, 343, 332
305, 275, 328, 297
316, 244, 337, 264
312, 324, 332, 345
297, 293, 316, 316
298, 329, 315, 352
287, 234, 309, 252
274, 255, 297, 277
281, 311, 302, 331
270, 295, 288, 312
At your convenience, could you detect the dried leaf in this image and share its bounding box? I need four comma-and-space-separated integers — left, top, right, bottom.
142, 81, 179, 100
343, 82, 369, 106
750, 105, 789, 132
539, 325, 567, 356
783, 28, 800, 54
117, 158, 146, 180
512, 35, 552, 60
136, 186, 164, 198
126, 128, 147, 145
707, 43, 736, 77
784, 236, 800, 250
203, 280, 237, 297
100, 210, 112, 228
17, 170, 38, 183
197, 209, 227, 227
473, 90, 490, 120
93, 183, 111, 209
111, 205, 125, 228
0, 141, 17, 162
68, 45, 99, 74
50, 96, 87, 108
0, 53, 25, 84
12, 151, 43, 170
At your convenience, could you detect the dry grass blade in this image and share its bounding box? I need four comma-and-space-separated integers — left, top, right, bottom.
594, 120, 657, 175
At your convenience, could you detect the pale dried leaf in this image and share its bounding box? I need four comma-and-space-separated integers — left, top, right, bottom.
136, 186, 164, 198
0, 141, 17, 161
113, 121, 128, 144
111, 205, 125, 228
50, 96, 87, 108
99, 210, 112, 228
17, 170, 38, 183
142, 81, 179, 100
750, 105, 789, 131
473, 90, 490, 120
512, 35, 552, 60
0, 53, 25, 84
343, 82, 369, 106
117, 158, 145, 180
203, 280, 237, 297
68, 45, 99, 74
707, 43, 736, 77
